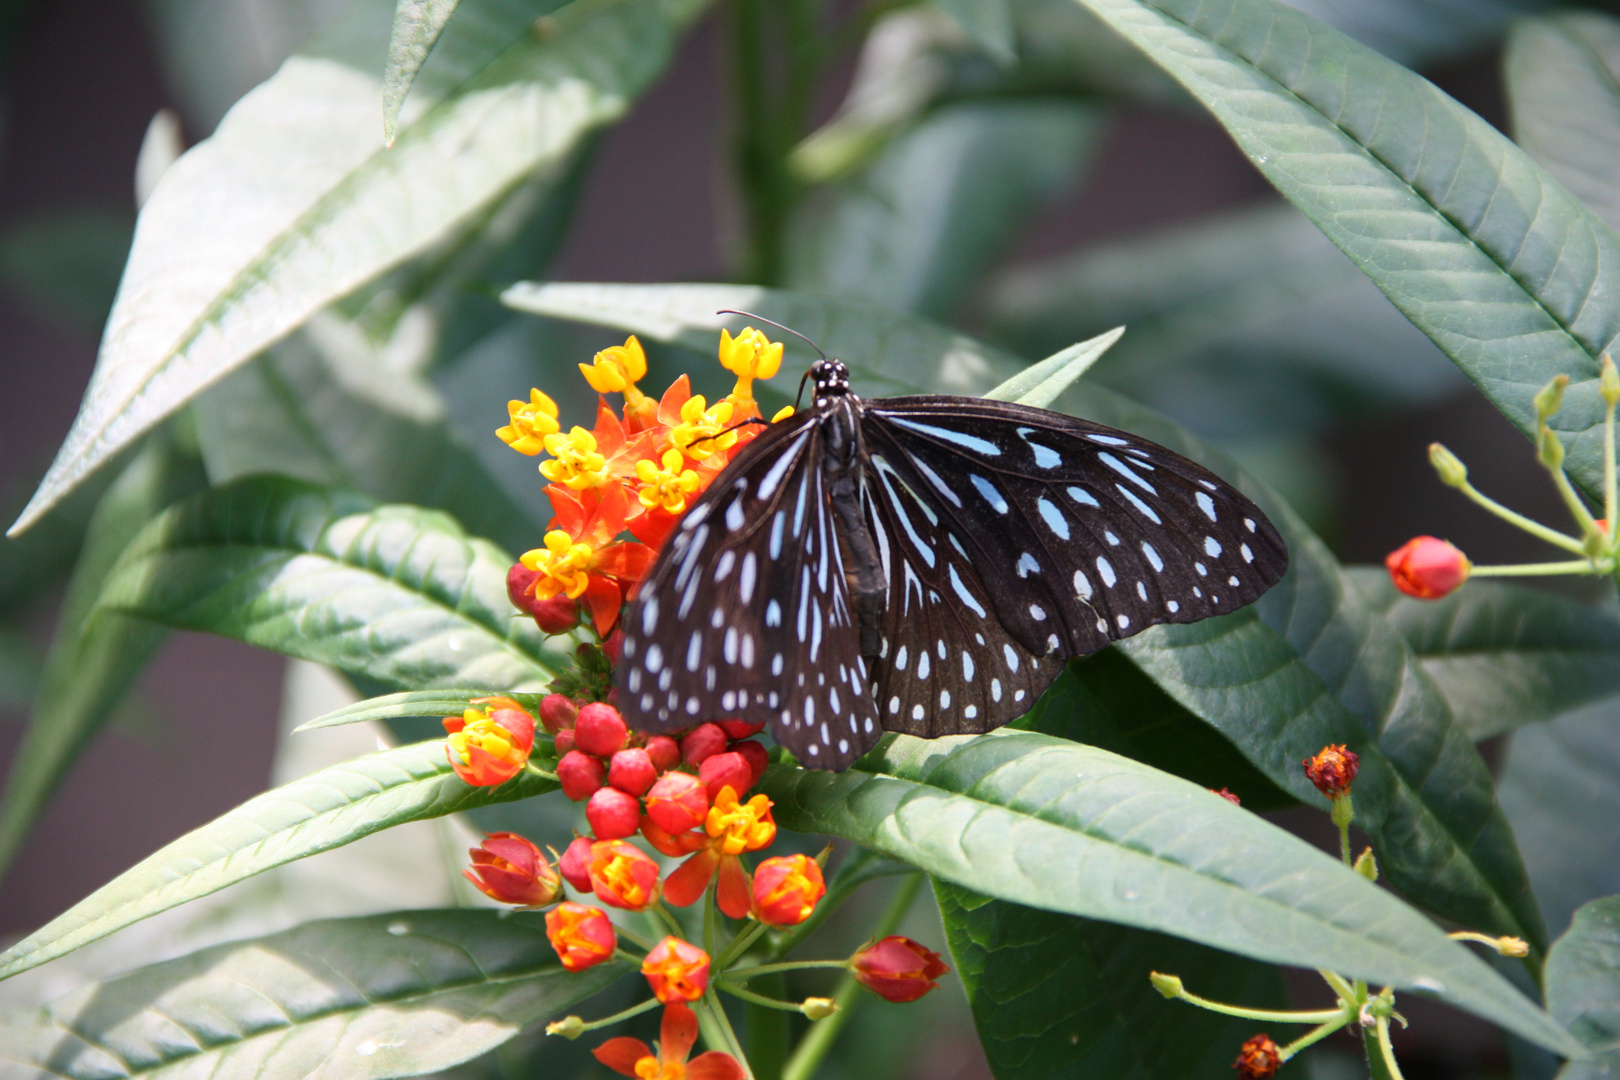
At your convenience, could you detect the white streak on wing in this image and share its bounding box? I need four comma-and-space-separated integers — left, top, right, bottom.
947, 564, 986, 617
739, 552, 758, 602
875, 460, 936, 568
1116, 484, 1162, 524
756, 431, 811, 500
905, 451, 963, 507
1036, 498, 1070, 539
1196, 491, 1217, 521
1096, 556, 1116, 588
1098, 452, 1157, 494
971, 474, 1008, 513
1087, 434, 1128, 446
1067, 486, 1099, 508
887, 416, 1002, 456
792, 474, 810, 537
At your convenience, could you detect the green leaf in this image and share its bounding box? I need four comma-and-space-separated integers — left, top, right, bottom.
1505, 12, 1620, 235
1064, 0, 1620, 502
984, 327, 1123, 409
0, 909, 622, 1077
0, 430, 206, 884
0, 208, 133, 337
1499, 699, 1620, 940
296, 688, 498, 731
786, 99, 1100, 320
759, 734, 1580, 1056
937, 881, 1291, 1079
1547, 896, 1620, 1079
8, 0, 707, 537
932, 0, 1016, 61
0, 740, 557, 981
382, 0, 462, 144
1346, 568, 1620, 740
90, 475, 561, 691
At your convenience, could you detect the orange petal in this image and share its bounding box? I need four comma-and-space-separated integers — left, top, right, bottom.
583, 576, 623, 637
593, 1038, 654, 1077
660, 1002, 700, 1064
628, 507, 679, 551
662, 848, 720, 907
593, 401, 627, 455
547, 486, 586, 536
688, 1053, 747, 1080
715, 855, 752, 919
657, 374, 692, 426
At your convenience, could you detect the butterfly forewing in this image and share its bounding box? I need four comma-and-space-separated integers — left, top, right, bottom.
617, 417, 883, 770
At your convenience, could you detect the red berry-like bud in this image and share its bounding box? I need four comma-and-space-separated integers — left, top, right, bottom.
1213, 787, 1242, 805
587, 839, 661, 911
752, 854, 826, 926
717, 720, 765, 740
560, 835, 595, 893
509, 564, 581, 634
1385, 536, 1471, 600
553, 729, 576, 755
1233, 1035, 1282, 1079
602, 628, 624, 665
576, 702, 629, 757
680, 723, 728, 766
545, 902, 616, 972
587, 786, 643, 840
642, 936, 711, 1004
731, 739, 769, 786
557, 750, 606, 802
464, 832, 560, 907
850, 936, 950, 1003
539, 693, 579, 734
645, 771, 709, 835
699, 751, 755, 801
1303, 744, 1360, 798
645, 735, 681, 773
609, 748, 657, 797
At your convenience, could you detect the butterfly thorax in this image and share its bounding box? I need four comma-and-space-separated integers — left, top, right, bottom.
810, 371, 886, 664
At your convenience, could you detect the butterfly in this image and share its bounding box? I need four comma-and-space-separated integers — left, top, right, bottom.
615, 354, 1289, 770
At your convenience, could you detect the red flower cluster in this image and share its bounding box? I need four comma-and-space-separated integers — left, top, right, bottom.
1233, 1034, 1283, 1079
594, 1001, 743, 1080
442, 696, 536, 786
1303, 744, 1359, 799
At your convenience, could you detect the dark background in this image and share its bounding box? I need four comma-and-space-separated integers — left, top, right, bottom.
0, 1, 1569, 1074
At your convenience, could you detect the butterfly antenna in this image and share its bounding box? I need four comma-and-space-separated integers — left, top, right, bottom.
716, 309, 828, 361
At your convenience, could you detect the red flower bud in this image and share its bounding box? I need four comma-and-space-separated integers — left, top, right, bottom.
1385, 536, 1471, 599
557, 750, 606, 802
443, 699, 535, 786
641, 936, 711, 1003
645, 771, 709, 835
539, 693, 579, 734
1233, 1035, 1282, 1079
1303, 744, 1359, 798
602, 628, 624, 665
699, 751, 755, 801
730, 739, 769, 787
1213, 787, 1242, 805
576, 702, 629, 757
545, 901, 616, 972
850, 936, 950, 1003
463, 832, 560, 907
587, 839, 660, 910
752, 854, 825, 926
560, 835, 595, 893
510, 562, 581, 633
587, 786, 643, 840
645, 735, 681, 773
717, 720, 765, 740
679, 723, 728, 766
608, 748, 657, 797
640, 814, 709, 858
554, 729, 577, 755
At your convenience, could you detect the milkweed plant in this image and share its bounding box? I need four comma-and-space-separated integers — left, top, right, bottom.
0, 1, 1617, 1079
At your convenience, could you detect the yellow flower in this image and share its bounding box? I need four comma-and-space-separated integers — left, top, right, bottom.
495, 389, 560, 455
670, 396, 736, 462
705, 786, 776, 856
719, 327, 784, 414
520, 530, 596, 599
539, 427, 609, 490
635, 449, 703, 514
579, 335, 647, 393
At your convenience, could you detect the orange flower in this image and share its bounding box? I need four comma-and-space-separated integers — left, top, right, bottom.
752, 854, 825, 926
587, 839, 661, 911
850, 936, 950, 1003
1303, 744, 1359, 798
464, 832, 559, 906
662, 787, 776, 918
642, 936, 711, 1003
519, 484, 655, 635
1385, 536, 1470, 599
1233, 1035, 1283, 1079
594, 1002, 744, 1080
545, 901, 617, 972
443, 697, 534, 786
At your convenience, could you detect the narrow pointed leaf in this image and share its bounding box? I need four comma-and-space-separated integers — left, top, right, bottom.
985, 327, 1124, 408
0, 741, 556, 982
1347, 568, 1620, 740
296, 688, 497, 731
1547, 896, 1620, 1079
88, 475, 560, 691
382, 0, 462, 144
1064, 0, 1620, 502
0, 909, 621, 1078
760, 734, 1580, 1055
9, 0, 706, 536
933, 0, 1016, 61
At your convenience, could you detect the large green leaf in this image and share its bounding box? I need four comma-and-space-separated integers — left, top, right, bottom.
759, 734, 1580, 1055
89, 475, 560, 691
1546, 896, 1620, 1080
0, 431, 207, 884
8, 0, 706, 536
1505, 11, 1620, 235
1064, 0, 1620, 503
0, 740, 556, 982
382, 0, 462, 144
0, 909, 621, 1079
501, 284, 1541, 947
1347, 568, 1620, 741
937, 881, 1291, 1080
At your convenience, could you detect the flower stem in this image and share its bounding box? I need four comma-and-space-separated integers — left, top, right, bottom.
1469, 560, 1609, 577
1452, 478, 1588, 555
524, 762, 558, 782
560, 994, 662, 1035
1317, 969, 1358, 1004
614, 922, 657, 953
780, 872, 923, 1080
701, 989, 753, 1078
717, 920, 772, 970
768, 847, 902, 960
1376, 1015, 1407, 1080
1281, 1013, 1354, 1058
1162, 980, 1345, 1025
719, 978, 818, 1011
728, 959, 852, 980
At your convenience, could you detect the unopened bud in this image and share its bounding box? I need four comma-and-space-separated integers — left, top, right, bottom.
546, 1015, 585, 1039
1149, 971, 1184, 999
1428, 443, 1467, 488
1539, 424, 1566, 469
1602, 353, 1619, 407
1497, 936, 1530, 957
802, 996, 838, 1020
1353, 847, 1378, 882
1535, 374, 1569, 421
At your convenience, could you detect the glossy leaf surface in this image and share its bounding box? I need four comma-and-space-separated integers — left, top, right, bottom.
1547, 896, 1620, 1080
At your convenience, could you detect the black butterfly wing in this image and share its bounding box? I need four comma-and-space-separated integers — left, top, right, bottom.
616, 413, 884, 770
857, 396, 1288, 736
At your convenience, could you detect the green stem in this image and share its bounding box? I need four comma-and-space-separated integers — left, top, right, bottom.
718, 919, 772, 971
1281, 1014, 1354, 1058
1547, 455, 1603, 539
1454, 479, 1588, 555
1470, 560, 1611, 577
648, 903, 686, 942
720, 978, 816, 1011
730, 0, 783, 284
729, 959, 852, 980
524, 762, 558, 782
703, 989, 753, 1077
1604, 386, 1618, 544
769, 849, 903, 960
779, 873, 923, 1080
1168, 984, 1345, 1025
614, 923, 657, 953
1317, 970, 1358, 1004
1376, 1015, 1407, 1080
705, 875, 720, 961
563, 993, 662, 1035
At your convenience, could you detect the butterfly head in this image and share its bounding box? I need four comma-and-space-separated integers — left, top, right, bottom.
809, 359, 852, 403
